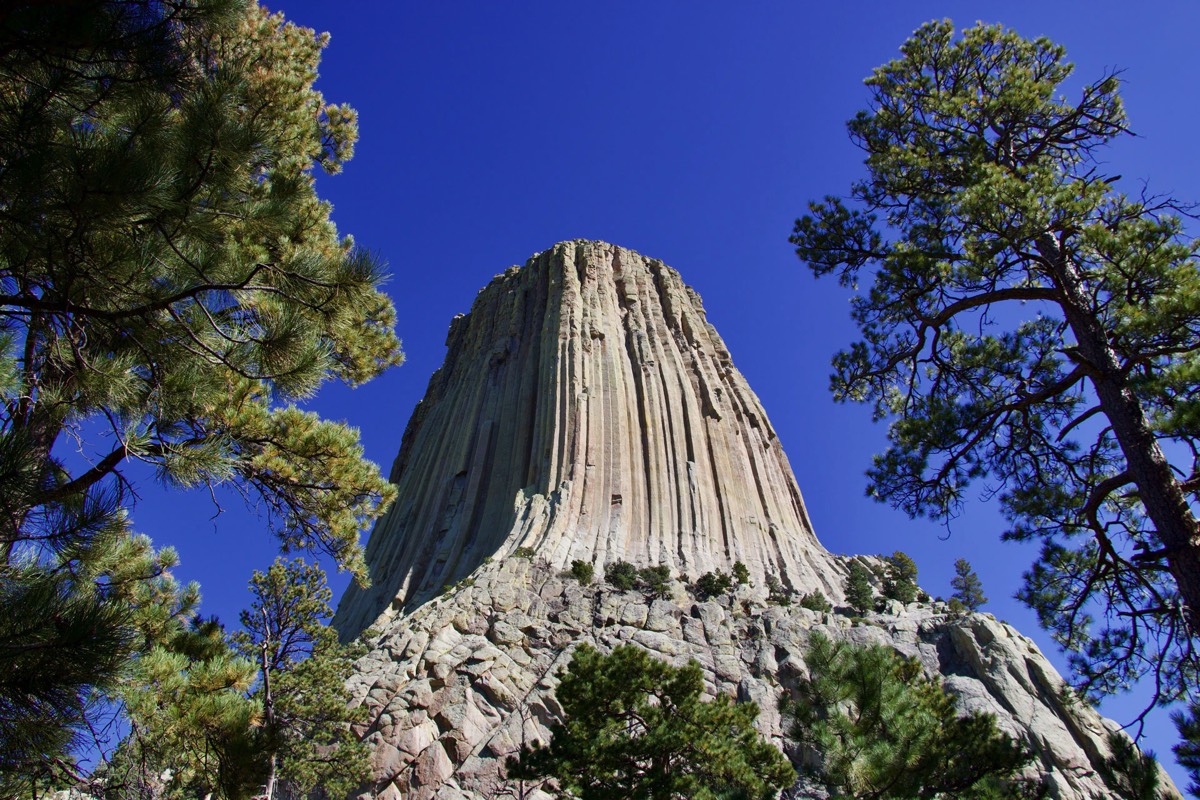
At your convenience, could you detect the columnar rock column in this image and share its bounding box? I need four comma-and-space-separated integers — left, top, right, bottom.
335, 241, 844, 637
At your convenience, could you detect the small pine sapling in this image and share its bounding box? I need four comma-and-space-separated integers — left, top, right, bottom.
569, 560, 594, 585
950, 558, 987, 612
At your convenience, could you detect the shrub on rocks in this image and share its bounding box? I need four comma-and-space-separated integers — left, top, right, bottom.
570, 560, 594, 585
694, 571, 733, 600
605, 560, 639, 591
637, 566, 672, 599
799, 591, 832, 614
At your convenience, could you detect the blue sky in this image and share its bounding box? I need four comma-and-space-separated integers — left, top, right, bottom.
132, 1, 1200, 784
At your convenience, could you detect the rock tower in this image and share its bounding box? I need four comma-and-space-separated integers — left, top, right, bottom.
339, 242, 1177, 799
335, 241, 843, 638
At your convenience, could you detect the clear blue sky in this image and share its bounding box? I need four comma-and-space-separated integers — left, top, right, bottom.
133, 1, 1200, 784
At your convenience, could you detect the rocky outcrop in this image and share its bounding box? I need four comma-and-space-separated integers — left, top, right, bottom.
339, 242, 1178, 799
347, 559, 1160, 799
336, 241, 843, 638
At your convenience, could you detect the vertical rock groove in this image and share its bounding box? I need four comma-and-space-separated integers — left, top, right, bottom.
334, 241, 844, 638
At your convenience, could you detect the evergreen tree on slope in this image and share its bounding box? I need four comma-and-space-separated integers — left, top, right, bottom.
844, 561, 875, 615
792, 19, 1200, 706
783, 633, 1037, 799
506, 644, 795, 800
882, 551, 919, 604
952, 558, 988, 613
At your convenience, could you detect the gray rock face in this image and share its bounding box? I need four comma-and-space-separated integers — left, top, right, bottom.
339, 242, 1178, 799
336, 241, 843, 639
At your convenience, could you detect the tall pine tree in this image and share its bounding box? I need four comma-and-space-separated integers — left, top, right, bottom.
115, 559, 368, 800
0, 0, 400, 783
233, 559, 369, 800
791, 19, 1200, 707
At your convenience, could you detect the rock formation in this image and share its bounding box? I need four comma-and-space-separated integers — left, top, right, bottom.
338, 242, 1179, 799
336, 241, 842, 638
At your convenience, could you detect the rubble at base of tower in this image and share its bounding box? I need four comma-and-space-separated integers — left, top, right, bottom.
347, 558, 1154, 800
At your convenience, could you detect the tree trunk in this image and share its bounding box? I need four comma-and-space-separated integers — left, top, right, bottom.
260, 618, 278, 800
1040, 235, 1200, 636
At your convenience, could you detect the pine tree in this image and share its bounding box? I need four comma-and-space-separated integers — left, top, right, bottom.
570, 560, 594, 585
637, 565, 672, 599
951, 558, 988, 613
0, 562, 133, 793
783, 633, 1037, 799
115, 558, 368, 799
233, 558, 369, 800
1, 522, 196, 796
791, 19, 1200, 706
844, 561, 874, 615
0, 0, 401, 779
1172, 701, 1200, 797
119, 614, 261, 799
506, 644, 795, 799
694, 571, 734, 600
0, 0, 401, 576
1097, 732, 1166, 800
605, 560, 639, 591
882, 551, 919, 604
799, 591, 832, 614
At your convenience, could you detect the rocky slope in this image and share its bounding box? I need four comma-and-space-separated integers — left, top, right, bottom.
338, 242, 1177, 798
347, 558, 1160, 799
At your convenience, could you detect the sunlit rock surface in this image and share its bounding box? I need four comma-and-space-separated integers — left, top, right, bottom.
346, 561, 1164, 799
336, 241, 843, 638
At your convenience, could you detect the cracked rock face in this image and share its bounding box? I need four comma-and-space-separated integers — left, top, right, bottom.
338, 243, 1178, 799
